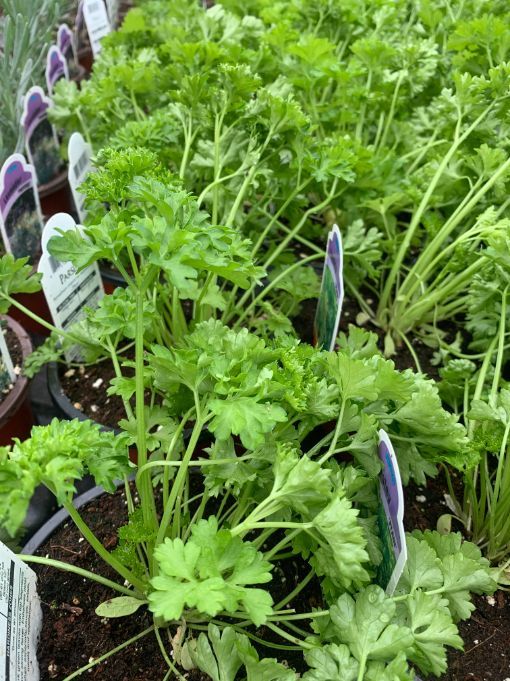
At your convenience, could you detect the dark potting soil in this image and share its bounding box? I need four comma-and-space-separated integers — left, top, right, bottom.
404, 473, 510, 681
1, 325, 24, 399
293, 293, 443, 379
58, 359, 129, 428
34, 484, 320, 681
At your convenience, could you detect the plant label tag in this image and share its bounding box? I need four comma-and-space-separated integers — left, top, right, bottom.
45, 46, 69, 96
313, 224, 344, 351
376, 429, 407, 595
68, 133, 92, 222
38, 213, 104, 362
20, 87, 62, 187
57, 23, 79, 78
83, 0, 111, 56
0, 323, 16, 390
75, 1, 89, 54
105, 0, 120, 27
0, 541, 42, 681
0, 154, 44, 262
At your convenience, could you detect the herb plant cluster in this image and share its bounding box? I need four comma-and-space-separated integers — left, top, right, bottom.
0, 0, 509, 679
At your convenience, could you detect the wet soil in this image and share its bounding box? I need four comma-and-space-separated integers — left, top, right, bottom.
58, 356, 131, 428
404, 473, 510, 681
34, 484, 318, 681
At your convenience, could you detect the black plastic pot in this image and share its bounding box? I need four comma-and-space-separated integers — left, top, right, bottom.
22, 481, 107, 555
100, 265, 127, 294
0, 316, 34, 444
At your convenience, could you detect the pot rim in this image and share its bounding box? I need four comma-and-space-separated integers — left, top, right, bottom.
0, 315, 33, 427
22, 482, 109, 555
38, 168, 69, 197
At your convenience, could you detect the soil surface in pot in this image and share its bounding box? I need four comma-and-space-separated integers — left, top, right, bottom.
293, 282, 453, 380
1, 326, 23, 401
34, 484, 321, 681
58, 360, 128, 427
404, 473, 510, 681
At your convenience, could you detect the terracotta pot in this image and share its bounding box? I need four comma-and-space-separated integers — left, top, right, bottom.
8, 261, 52, 336
78, 46, 94, 74
38, 169, 74, 217
0, 316, 34, 444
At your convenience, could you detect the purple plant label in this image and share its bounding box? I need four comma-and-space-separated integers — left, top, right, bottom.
20, 86, 61, 187
0, 154, 43, 262
39, 213, 104, 362
58, 23, 80, 78
0, 541, 42, 681
376, 429, 407, 595
46, 45, 69, 95
83, 0, 111, 56
313, 224, 344, 351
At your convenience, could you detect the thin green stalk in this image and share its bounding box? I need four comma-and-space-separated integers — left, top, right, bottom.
64, 502, 146, 593
264, 622, 314, 649
105, 336, 134, 420
251, 179, 313, 257
262, 180, 339, 271
232, 253, 324, 329
155, 627, 186, 681
377, 71, 404, 150
378, 102, 495, 317
162, 408, 194, 506
62, 626, 154, 680
319, 399, 346, 464
401, 155, 510, 305
264, 528, 302, 561
155, 408, 206, 547
135, 288, 158, 545
20, 555, 140, 597
0, 293, 91, 346
273, 569, 315, 610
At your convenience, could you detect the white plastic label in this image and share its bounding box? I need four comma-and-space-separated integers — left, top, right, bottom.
0, 325, 16, 392
376, 429, 407, 595
20, 86, 61, 187
105, 0, 119, 26
38, 213, 104, 361
83, 0, 111, 56
68, 132, 92, 222
313, 224, 344, 351
0, 541, 42, 681
0, 154, 43, 262
45, 45, 69, 95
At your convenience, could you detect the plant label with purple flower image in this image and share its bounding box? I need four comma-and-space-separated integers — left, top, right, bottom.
82, 0, 111, 56
38, 213, 104, 362
57, 24, 79, 79
0, 541, 42, 681
20, 87, 62, 187
0, 154, 43, 262
313, 224, 344, 351
45, 45, 69, 96
68, 133, 92, 222
376, 429, 407, 595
